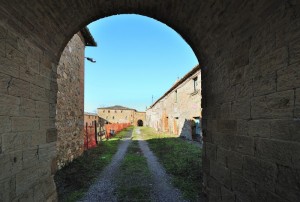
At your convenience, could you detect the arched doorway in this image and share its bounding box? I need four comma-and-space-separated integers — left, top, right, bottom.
137, 119, 143, 127
0, 1, 298, 201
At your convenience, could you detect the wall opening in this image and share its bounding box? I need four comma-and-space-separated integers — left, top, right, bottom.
137, 119, 144, 126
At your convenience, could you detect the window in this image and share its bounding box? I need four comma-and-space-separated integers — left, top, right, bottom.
108, 110, 110, 113
112, 116, 114, 119
175, 90, 178, 103
121, 110, 123, 113
193, 77, 198, 92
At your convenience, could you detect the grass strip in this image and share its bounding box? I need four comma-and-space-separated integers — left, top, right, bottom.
141, 127, 203, 202
54, 126, 133, 202
115, 140, 152, 202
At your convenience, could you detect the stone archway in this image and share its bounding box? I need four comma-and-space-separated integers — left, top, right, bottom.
137, 119, 144, 127
0, 1, 299, 201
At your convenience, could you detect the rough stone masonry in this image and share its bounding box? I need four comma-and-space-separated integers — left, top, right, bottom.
0, 1, 300, 201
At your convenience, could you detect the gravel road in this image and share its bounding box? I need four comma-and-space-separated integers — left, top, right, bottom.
79, 128, 190, 202
135, 128, 187, 202
79, 130, 132, 202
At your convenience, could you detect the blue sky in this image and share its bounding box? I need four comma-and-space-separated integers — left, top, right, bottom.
84, 14, 198, 112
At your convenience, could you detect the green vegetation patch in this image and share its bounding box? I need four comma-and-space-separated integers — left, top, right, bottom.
115, 140, 152, 202
54, 126, 133, 202
141, 127, 203, 202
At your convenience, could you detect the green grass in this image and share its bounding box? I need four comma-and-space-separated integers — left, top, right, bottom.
140, 127, 203, 202
54, 126, 133, 202
115, 140, 152, 202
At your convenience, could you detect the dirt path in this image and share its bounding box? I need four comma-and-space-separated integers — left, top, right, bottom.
79, 128, 187, 202
135, 128, 187, 202
79, 130, 132, 202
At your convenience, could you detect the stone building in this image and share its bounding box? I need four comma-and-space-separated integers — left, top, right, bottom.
56, 28, 96, 169
84, 112, 98, 126
1, 2, 300, 201
97, 105, 146, 126
146, 65, 201, 141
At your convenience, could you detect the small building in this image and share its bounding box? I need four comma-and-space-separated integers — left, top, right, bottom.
84, 112, 98, 126
146, 65, 202, 142
97, 105, 146, 126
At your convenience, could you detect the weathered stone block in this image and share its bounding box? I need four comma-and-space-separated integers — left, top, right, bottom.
207, 176, 221, 200
26, 57, 39, 74
255, 188, 285, 202
0, 94, 20, 116
289, 38, 300, 65
270, 119, 300, 142
275, 165, 300, 202
221, 187, 235, 202
15, 165, 50, 195
39, 64, 52, 79
216, 120, 237, 134
296, 88, 300, 106
49, 103, 56, 118
0, 39, 5, 57
46, 128, 57, 143
35, 101, 49, 118
205, 142, 216, 160
16, 190, 34, 202
232, 172, 255, 202
11, 117, 39, 132
0, 57, 20, 78
253, 73, 276, 96
248, 120, 270, 138
277, 64, 300, 91
0, 176, 16, 202
0, 116, 11, 133
232, 98, 251, 119
229, 65, 252, 85
8, 78, 30, 98
252, 47, 288, 77
233, 135, 254, 155
218, 102, 231, 119
1, 132, 31, 153
33, 177, 56, 201
0, 73, 10, 94
30, 130, 46, 147
0, 25, 7, 39
30, 84, 49, 102
210, 161, 231, 189
214, 132, 235, 150
251, 90, 294, 119
5, 43, 26, 65
20, 98, 36, 117
216, 147, 228, 167
19, 66, 51, 90
0, 151, 23, 181
236, 119, 248, 136
255, 138, 300, 168
243, 156, 276, 191
235, 80, 253, 99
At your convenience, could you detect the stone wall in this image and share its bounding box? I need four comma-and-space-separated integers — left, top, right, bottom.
146, 66, 201, 140
97, 107, 146, 126
55, 33, 85, 169
0, 24, 58, 201
133, 112, 146, 126
0, 1, 300, 201
98, 108, 134, 124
